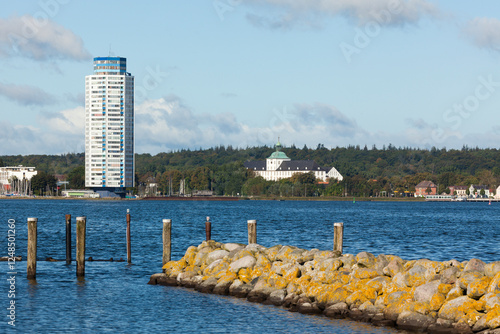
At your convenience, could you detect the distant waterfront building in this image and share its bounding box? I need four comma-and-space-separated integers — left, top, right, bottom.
469, 184, 491, 198
415, 181, 437, 197
243, 141, 343, 182
85, 56, 135, 197
449, 185, 467, 197
0, 166, 37, 185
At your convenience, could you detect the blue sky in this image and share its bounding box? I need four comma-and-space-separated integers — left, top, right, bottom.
1, 0, 500, 155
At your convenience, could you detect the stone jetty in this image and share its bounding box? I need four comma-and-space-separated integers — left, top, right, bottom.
149, 241, 500, 333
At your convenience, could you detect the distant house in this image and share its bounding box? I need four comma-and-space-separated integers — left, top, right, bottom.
469, 185, 491, 197
449, 185, 467, 197
415, 181, 437, 197
495, 186, 500, 199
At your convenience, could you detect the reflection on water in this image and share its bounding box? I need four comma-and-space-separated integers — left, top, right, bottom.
0, 199, 498, 333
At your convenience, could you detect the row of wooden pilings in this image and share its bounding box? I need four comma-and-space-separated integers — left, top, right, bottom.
25, 215, 344, 278
160, 217, 344, 267
26, 211, 133, 279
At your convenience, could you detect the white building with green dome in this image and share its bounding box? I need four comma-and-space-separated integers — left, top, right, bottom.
244, 141, 343, 182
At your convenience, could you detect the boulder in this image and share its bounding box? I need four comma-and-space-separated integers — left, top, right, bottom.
463, 258, 486, 274
438, 295, 476, 322
488, 272, 500, 294
467, 276, 491, 300
206, 250, 229, 265
223, 243, 243, 252
356, 251, 376, 268
396, 310, 435, 331
485, 262, 500, 277
196, 277, 218, 293
441, 266, 460, 284
228, 279, 253, 298
266, 289, 286, 306
323, 302, 349, 318
414, 280, 441, 303
298, 302, 323, 315
229, 255, 256, 273
382, 259, 403, 277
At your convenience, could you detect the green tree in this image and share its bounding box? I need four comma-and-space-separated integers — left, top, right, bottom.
31, 172, 57, 196
68, 166, 85, 189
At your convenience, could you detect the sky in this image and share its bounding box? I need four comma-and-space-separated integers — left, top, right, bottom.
1, 0, 500, 155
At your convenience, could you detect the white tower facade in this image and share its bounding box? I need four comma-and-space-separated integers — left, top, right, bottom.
85, 57, 134, 192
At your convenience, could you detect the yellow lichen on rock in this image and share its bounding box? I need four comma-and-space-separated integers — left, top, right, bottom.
155, 241, 500, 332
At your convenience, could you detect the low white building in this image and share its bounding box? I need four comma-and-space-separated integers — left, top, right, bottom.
243, 141, 343, 182
495, 186, 500, 199
469, 184, 491, 197
0, 166, 37, 192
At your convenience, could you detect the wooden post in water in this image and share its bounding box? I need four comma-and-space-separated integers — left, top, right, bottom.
126, 209, 131, 264
334, 222, 344, 254
76, 217, 86, 277
205, 216, 211, 241
27, 218, 38, 279
162, 219, 172, 268
65, 214, 71, 264
247, 220, 257, 244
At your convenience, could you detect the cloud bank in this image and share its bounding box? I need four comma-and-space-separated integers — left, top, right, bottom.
0, 15, 91, 61
2, 97, 500, 155
463, 17, 500, 52
0, 82, 56, 106
243, 0, 439, 29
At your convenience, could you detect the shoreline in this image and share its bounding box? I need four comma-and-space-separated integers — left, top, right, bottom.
0, 196, 427, 202
150, 241, 500, 334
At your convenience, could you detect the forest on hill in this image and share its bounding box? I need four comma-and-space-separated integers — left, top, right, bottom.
1, 144, 500, 197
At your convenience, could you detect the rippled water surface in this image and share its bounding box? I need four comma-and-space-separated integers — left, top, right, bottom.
0, 199, 499, 333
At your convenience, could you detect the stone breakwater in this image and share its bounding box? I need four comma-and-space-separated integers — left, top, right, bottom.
149, 241, 500, 333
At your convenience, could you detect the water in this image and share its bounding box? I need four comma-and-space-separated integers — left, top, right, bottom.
0, 199, 499, 333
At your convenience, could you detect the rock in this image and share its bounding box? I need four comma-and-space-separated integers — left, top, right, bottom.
464, 259, 486, 274
340, 254, 356, 269
196, 277, 218, 293
193, 248, 211, 266
298, 302, 323, 315
352, 267, 379, 280
382, 259, 403, 277
407, 264, 427, 287
356, 252, 376, 268
396, 310, 435, 331
223, 243, 243, 252
324, 302, 349, 318
229, 280, 253, 298
467, 276, 491, 300
266, 289, 286, 306
393, 272, 409, 288
264, 245, 282, 262
229, 255, 256, 273
459, 272, 485, 290
488, 273, 500, 294
415, 280, 441, 303
148, 273, 177, 286
441, 266, 461, 284
438, 296, 477, 322
213, 280, 232, 295
206, 250, 229, 265
482, 293, 500, 311
275, 245, 298, 262
485, 262, 500, 277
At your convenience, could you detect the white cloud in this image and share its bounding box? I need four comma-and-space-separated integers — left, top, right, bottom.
463, 17, 500, 52
243, 0, 439, 29
37, 106, 85, 134
0, 82, 56, 106
3, 97, 500, 155
0, 15, 91, 61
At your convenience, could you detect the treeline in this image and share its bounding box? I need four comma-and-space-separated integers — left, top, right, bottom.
1, 145, 500, 196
